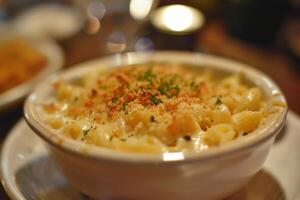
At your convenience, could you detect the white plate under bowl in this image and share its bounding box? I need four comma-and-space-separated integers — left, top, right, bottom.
1, 112, 300, 200
0, 24, 64, 112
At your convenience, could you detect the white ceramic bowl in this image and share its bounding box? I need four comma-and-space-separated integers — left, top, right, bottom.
24, 51, 287, 200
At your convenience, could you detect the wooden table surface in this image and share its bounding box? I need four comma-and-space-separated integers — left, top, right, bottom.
1, 16, 300, 199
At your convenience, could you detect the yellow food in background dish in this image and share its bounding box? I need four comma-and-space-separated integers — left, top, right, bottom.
42, 63, 285, 153
0, 38, 47, 93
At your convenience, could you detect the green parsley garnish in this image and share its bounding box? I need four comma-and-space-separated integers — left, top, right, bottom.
158, 80, 180, 97
190, 81, 197, 90
215, 97, 222, 105
73, 96, 79, 102
112, 97, 118, 103
122, 103, 127, 111
150, 94, 162, 105
172, 84, 180, 93
99, 85, 107, 90
158, 81, 170, 94
138, 68, 156, 82
82, 129, 90, 135
109, 135, 114, 142
120, 138, 127, 141
82, 126, 96, 135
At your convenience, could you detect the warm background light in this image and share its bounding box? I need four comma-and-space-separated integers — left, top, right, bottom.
151, 4, 205, 34
162, 5, 194, 31
129, 0, 154, 20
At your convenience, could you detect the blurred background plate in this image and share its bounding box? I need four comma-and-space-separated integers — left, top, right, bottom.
1, 112, 300, 200
0, 24, 64, 113
12, 3, 84, 40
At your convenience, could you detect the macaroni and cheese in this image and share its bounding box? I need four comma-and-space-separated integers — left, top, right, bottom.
42, 63, 284, 153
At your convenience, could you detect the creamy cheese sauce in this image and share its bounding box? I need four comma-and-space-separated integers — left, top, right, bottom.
41, 63, 285, 153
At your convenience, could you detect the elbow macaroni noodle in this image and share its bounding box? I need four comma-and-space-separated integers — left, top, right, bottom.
42, 63, 285, 153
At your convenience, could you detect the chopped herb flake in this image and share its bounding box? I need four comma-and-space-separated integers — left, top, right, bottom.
158, 81, 170, 94
172, 84, 180, 93
120, 138, 127, 141
184, 135, 191, 141
73, 96, 79, 102
150, 94, 162, 105
82, 129, 90, 135
158, 81, 180, 96
215, 97, 222, 105
242, 132, 248, 136
138, 68, 156, 82
82, 126, 95, 135
150, 115, 156, 122
190, 81, 196, 90
122, 103, 127, 111
112, 97, 118, 103
99, 85, 107, 90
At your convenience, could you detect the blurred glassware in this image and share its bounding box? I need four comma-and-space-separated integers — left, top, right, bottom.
106, 30, 126, 53
74, 0, 158, 54
78, 0, 105, 34
87, 0, 106, 19
129, 0, 156, 20
85, 15, 101, 34
134, 36, 154, 52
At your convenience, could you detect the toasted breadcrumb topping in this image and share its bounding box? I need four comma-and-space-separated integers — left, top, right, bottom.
43, 63, 285, 153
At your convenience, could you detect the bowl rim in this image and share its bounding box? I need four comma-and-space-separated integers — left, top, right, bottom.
24, 51, 288, 164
